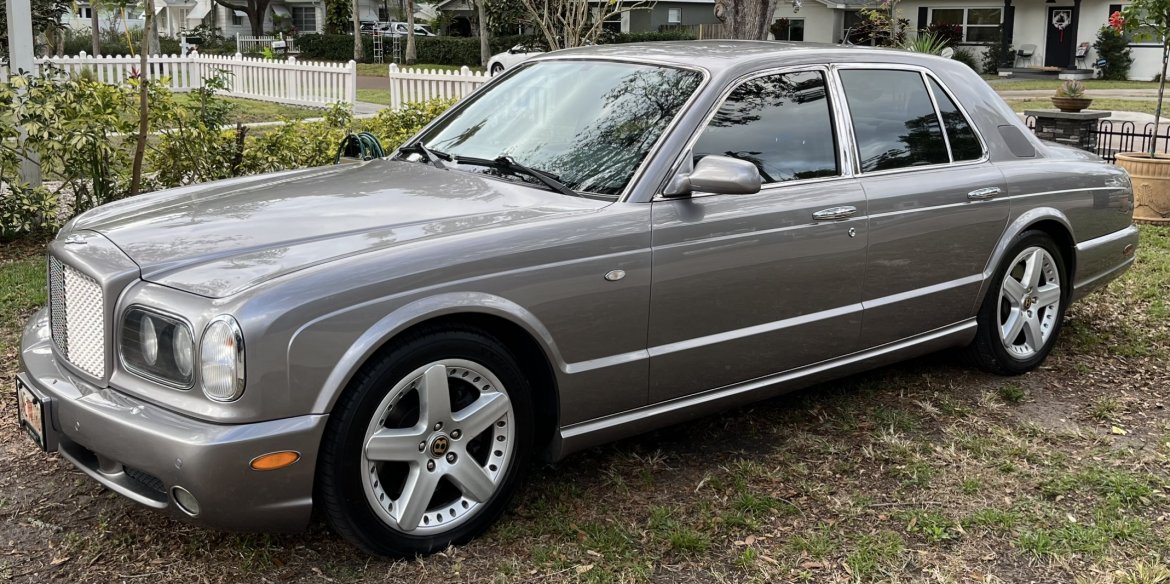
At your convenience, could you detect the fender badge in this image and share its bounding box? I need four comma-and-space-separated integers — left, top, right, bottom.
63, 234, 87, 245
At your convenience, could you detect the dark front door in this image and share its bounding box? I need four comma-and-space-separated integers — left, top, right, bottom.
1045, 7, 1074, 67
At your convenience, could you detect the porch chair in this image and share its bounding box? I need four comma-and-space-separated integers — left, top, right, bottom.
1015, 44, 1037, 67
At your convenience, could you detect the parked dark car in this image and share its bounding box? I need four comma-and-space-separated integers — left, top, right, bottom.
17, 41, 1138, 557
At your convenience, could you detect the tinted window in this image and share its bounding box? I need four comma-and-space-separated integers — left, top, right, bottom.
840, 70, 948, 172
694, 71, 838, 184
928, 78, 982, 161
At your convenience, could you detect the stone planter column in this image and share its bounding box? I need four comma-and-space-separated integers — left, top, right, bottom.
1025, 110, 1109, 152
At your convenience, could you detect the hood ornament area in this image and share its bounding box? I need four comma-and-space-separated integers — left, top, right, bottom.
63, 234, 87, 245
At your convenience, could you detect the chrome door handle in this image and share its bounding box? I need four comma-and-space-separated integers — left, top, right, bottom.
968, 187, 1002, 201
812, 206, 857, 221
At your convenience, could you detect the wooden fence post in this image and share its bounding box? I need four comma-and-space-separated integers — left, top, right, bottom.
347, 59, 357, 106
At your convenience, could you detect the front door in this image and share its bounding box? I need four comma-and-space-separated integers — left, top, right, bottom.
1045, 7, 1074, 68
647, 69, 866, 402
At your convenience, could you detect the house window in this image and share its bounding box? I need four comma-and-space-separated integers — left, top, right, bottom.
77, 6, 93, 18
292, 6, 316, 32
773, 18, 805, 41
668, 8, 682, 24
929, 8, 1002, 43
231, 11, 244, 26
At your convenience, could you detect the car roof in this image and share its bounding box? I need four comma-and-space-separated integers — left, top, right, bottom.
537, 40, 950, 71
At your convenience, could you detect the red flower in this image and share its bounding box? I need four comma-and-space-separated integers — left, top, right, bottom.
1109, 10, 1125, 31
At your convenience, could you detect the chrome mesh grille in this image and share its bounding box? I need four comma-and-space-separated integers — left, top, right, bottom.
48, 256, 106, 378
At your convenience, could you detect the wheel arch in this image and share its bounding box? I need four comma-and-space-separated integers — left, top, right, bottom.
311, 293, 564, 459
973, 208, 1078, 311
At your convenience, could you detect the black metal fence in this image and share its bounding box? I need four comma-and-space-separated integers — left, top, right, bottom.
1025, 115, 1170, 163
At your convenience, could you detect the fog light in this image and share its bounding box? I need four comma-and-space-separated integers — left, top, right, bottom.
172, 486, 200, 516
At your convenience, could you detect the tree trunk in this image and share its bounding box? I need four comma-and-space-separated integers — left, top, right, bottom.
131, 0, 153, 197
405, 0, 416, 64
352, 0, 364, 60
713, 0, 780, 40
147, 8, 161, 55
91, 5, 101, 55
476, 0, 490, 68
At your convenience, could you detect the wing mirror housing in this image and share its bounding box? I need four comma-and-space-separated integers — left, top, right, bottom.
663, 155, 762, 197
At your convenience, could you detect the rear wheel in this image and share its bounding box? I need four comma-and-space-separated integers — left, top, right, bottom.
317, 327, 532, 557
965, 231, 1068, 375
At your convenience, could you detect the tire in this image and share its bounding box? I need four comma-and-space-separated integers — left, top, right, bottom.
965, 230, 1069, 375
490, 63, 504, 75
317, 326, 533, 557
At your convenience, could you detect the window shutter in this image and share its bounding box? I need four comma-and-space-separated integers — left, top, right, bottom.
918, 7, 929, 30
1108, 4, 1122, 16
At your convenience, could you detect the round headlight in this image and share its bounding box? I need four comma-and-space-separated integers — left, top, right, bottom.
141, 316, 159, 366
200, 316, 245, 402
173, 325, 194, 378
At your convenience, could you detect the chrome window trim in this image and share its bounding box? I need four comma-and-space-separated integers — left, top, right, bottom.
921, 71, 955, 163
400, 55, 711, 204
116, 305, 197, 391
830, 63, 991, 178
652, 64, 853, 201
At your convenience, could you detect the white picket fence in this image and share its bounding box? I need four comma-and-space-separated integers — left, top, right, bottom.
237, 35, 296, 55
388, 64, 491, 110
3, 52, 356, 107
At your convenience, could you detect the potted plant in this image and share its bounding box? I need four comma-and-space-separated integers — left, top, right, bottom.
1112, 4, 1170, 224
1051, 79, 1093, 112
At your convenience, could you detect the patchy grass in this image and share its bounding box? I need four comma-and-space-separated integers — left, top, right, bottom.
989, 79, 1160, 90
1005, 98, 1163, 116
0, 225, 1167, 582
213, 97, 323, 125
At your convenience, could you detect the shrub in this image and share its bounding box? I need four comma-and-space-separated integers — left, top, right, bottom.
951, 48, 981, 72
925, 22, 963, 47
364, 98, 458, 151
982, 40, 1013, 74
602, 31, 696, 43
1094, 26, 1133, 80
297, 33, 374, 62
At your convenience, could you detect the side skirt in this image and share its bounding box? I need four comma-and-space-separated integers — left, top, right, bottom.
548, 320, 977, 460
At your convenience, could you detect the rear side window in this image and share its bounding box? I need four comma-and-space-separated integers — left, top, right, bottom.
928, 77, 983, 161
840, 69, 948, 172
694, 70, 839, 184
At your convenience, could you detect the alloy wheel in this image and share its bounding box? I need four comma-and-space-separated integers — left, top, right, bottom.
997, 246, 1062, 359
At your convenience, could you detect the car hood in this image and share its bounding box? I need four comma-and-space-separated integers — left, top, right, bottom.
71, 160, 607, 298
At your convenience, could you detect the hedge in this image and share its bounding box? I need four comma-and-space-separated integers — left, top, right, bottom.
297, 31, 696, 66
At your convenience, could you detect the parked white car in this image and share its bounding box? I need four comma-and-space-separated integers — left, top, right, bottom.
382, 22, 436, 37
487, 43, 545, 75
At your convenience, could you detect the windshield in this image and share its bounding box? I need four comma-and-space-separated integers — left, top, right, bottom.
416, 60, 703, 197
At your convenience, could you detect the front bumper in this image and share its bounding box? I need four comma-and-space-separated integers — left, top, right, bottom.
18, 308, 326, 532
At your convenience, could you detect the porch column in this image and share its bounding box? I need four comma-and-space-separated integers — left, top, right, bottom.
5, 0, 42, 186
1002, 0, 1014, 47
1067, 0, 1082, 68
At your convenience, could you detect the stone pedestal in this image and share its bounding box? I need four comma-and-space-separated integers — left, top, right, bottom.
1025, 110, 1110, 152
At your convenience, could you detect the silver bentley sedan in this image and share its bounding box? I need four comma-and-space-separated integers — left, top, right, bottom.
17, 41, 1138, 556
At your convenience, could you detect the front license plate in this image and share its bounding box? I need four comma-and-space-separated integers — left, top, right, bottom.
16, 378, 46, 451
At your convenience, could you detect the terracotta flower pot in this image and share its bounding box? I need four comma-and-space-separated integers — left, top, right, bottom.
1115, 152, 1170, 225
1050, 97, 1093, 112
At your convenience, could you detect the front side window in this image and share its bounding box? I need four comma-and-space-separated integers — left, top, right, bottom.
694, 71, 839, 184
840, 69, 949, 172
930, 8, 1002, 43
419, 61, 703, 197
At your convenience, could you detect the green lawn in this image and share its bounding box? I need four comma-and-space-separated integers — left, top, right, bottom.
1005, 97, 1161, 116
356, 63, 483, 77
355, 88, 391, 106
214, 97, 323, 124
988, 79, 1160, 90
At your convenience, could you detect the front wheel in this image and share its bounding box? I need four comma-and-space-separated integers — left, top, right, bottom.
317, 327, 532, 557
490, 63, 504, 75
965, 231, 1068, 375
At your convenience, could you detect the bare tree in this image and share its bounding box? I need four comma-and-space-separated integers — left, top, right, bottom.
475, 0, 489, 67
352, 0, 364, 60
90, 1, 101, 54
517, 0, 653, 50
713, 0, 780, 40
404, 0, 416, 64
131, 0, 154, 196
209, 0, 275, 37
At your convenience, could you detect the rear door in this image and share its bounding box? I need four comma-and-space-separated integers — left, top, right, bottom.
647, 68, 867, 402
836, 67, 1010, 348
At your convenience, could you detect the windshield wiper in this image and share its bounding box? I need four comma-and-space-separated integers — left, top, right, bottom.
398, 141, 451, 169
453, 155, 579, 197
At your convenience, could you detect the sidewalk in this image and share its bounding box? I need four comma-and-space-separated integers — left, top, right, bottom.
996, 88, 1161, 100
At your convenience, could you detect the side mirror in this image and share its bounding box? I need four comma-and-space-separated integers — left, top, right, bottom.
663, 155, 762, 197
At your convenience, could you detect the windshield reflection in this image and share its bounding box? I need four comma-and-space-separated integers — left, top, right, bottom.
419, 61, 702, 197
